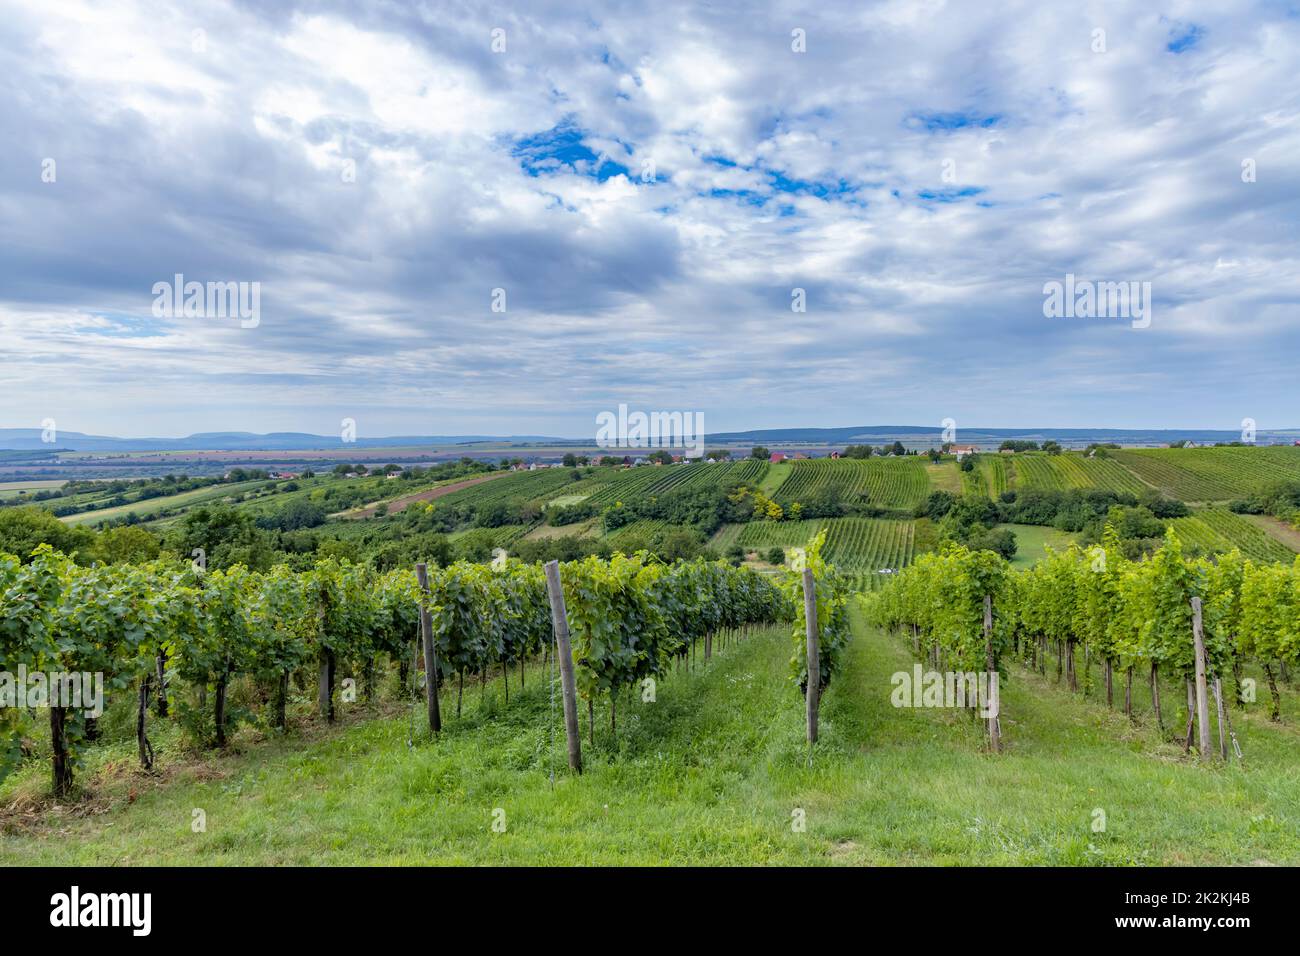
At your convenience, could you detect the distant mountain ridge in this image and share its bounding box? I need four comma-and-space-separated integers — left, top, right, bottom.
1, 424, 1296, 453
703, 425, 1300, 444
0, 430, 570, 452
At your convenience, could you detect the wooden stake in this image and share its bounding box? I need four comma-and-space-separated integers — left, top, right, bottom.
543, 560, 582, 774
802, 569, 819, 746
415, 563, 441, 735
1190, 597, 1212, 760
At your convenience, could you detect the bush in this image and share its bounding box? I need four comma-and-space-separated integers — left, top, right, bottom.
969, 527, 1017, 560
765, 546, 785, 566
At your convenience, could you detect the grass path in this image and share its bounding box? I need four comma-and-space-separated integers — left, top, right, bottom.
3, 608, 1298, 865
758, 461, 790, 496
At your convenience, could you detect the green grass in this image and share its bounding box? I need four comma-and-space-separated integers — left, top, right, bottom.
546, 494, 590, 507
923, 461, 962, 495
5, 606, 1297, 865
757, 461, 789, 496
997, 523, 1082, 568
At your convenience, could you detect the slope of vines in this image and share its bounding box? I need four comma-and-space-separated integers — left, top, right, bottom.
772, 458, 929, 510
867, 525, 1300, 746
1110, 447, 1300, 501
0, 547, 793, 796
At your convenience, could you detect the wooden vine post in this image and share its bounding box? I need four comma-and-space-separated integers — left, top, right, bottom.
802, 568, 819, 746
543, 560, 582, 774
415, 563, 441, 735
1190, 597, 1213, 761
984, 594, 1000, 753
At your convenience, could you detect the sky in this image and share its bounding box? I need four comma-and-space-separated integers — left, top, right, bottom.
1, 0, 1298, 440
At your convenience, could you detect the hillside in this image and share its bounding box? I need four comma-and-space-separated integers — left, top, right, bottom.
6, 446, 1300, 580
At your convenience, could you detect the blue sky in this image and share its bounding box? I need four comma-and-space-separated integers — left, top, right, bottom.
0, 1, 1298, 439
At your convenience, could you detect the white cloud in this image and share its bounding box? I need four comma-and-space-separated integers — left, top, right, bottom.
0, 0, 1298, 436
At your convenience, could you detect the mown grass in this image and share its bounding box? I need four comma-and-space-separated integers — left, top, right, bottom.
998, 523, 1082, 568
2, 607, 1298, 865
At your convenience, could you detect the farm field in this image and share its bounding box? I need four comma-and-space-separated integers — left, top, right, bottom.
713, 517, 916, 588
1110, 446, 1300, 501
1010, 453, 1148, 495
341, 472, 508, 518
61, 479, 278, 525
523, 518, 599, 540
772, 458, 929, 511
1240, 513, 1300, 552
0, 479, 66, 499
5, 608, 1298, 866
584, 460, 766, 506
1169, 508, 1297, 563
923, 461, 962, 494
445, 524, 531, 552
433, 467, 580, 509
976, 455, 1012, 498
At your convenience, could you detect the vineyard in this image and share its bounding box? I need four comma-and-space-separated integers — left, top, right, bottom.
1168, 508, 1296, 563
434, 467, 579, 509
2, 522, 1299, 865
582, 459, 766, 505
713, 517, 916, 582
984, 456, 1011, 497
1010, 453, 1148, 495
0, 542, 872, 803
1110, 446, 1300, 501
772, 458, 930, 510
867, 524, 1300, 756
447, 525, 532, 552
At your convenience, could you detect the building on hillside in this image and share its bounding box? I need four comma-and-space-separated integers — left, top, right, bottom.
951, 445, 978, 460
769, 452, 787, 463
829, 451, 841, 459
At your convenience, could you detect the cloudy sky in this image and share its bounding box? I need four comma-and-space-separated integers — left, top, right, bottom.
1, 0, 1298, 439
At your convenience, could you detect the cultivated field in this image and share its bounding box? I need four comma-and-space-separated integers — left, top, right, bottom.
5, 608, 1298, 865
772, 458, 929, 510
1111, 446, 1300, 501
